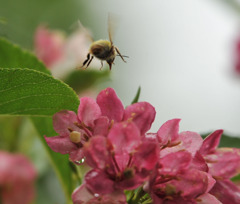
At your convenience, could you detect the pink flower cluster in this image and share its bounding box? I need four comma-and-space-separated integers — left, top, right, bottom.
45, 88, 240, 204
34, 25, 92, 78
0, 151, 37, 204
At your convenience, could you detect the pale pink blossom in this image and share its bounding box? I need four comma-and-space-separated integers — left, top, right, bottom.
0, 151, 37, 204
34, 25, 65, 68
34, 25, 92, 78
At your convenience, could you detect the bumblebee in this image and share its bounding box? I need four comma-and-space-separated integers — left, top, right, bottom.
80, 16, 127, 70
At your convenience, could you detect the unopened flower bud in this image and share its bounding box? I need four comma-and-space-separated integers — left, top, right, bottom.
70, 131, 81, 143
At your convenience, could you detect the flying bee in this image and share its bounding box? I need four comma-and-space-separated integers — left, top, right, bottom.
79, 15, 128, 70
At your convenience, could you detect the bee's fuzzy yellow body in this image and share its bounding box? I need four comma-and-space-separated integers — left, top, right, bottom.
79, 16, 127, 70
90, 40, 116, 64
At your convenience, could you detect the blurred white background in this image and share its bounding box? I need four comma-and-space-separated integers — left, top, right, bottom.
85, 0, 240, 136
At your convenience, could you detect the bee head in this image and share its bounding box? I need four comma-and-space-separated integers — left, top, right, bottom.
107, 58, 115, 70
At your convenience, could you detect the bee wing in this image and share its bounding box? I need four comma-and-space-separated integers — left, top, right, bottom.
69, 20, 94, 42
78, 20, 95, 42
108, 13, 120, 45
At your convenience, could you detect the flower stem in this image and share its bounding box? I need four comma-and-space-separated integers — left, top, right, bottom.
128, 187, 152, 204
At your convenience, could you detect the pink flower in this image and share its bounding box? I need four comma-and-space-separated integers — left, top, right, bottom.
34, 25, 65, 68
148, 152, 217, 203
0, 151, 37, 204
146, 119, 221, 204
199, 130, 240, 203
45, 87, 156, 163
148, 119, 240, 203
157, 119, 203, 157
80, 121, 159, 196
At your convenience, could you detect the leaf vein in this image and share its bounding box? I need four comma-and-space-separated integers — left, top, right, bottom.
0, 93, 74, 106
0, 78, 53, 93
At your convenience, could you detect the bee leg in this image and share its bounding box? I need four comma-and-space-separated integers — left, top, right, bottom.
83, 53, 90, 66
115, 47, 127, 63
100, 61, 103, 70
85, 55, 94, 69
76, 53, 90, 69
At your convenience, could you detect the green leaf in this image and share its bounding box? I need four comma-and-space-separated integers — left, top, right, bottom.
31, 117, 73, 203
0, 68, 79, 116
218, 134, 240, 148
65, 69, 110, 93
131, 86, 141, 104
0, 37, 50, 74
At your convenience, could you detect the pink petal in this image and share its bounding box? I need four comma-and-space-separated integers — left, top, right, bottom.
72, 184, 127, 204
158, 151, 192, 176
179, 131, 203, 156
98, 191, 127, 204
93, 116, 110, 136
78, 97, 101, 128
151, 192, 199, 204
157, 119, 181, 147
34, 25, 64, 67
108, 122, 141, 155
197, 193, 222, 204
84, 136, 111, 169
199, 130, 223, 155
53, 110, 79, 135
85, 169, 115, 194
117, 172, 147, 191
205, 173, 216, 193
160, 131, 203, 157
123, 102, 156, 135
96, 88, 124, 123
44, 136, 78, 154
152, 194, 164, 204
190, 151, 208, 172
0, 152, 36, 204
72, 184, 94, 204
69, 149, 85, 163
210, 180, 240, 204
113, 153, 131, 172
134, 139, 159, 170
205, 148, 240, 179
169, 169, 210, 199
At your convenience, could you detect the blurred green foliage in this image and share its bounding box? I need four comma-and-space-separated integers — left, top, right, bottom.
0, 0, 92, 49
31, 117, 74, 204
131, 86, 141, 104
65, 69, 110, 93
0, 38, 50, 74
202, 132, 240, 148
0, 68, 79, 115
